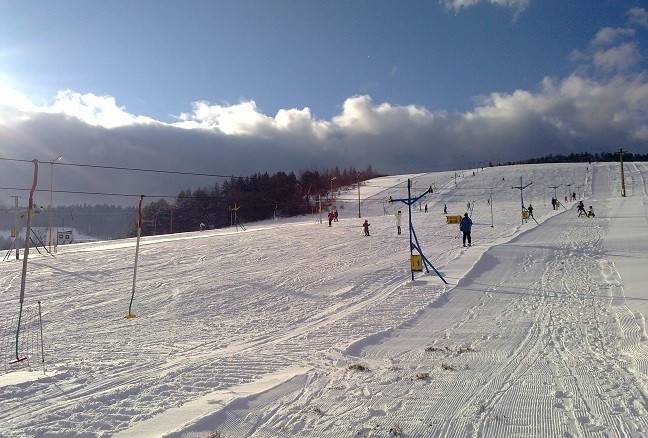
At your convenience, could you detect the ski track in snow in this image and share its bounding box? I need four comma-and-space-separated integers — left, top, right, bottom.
5, 162, 645, 437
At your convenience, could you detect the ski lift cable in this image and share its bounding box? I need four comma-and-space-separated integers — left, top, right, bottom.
0, 156, 245, 179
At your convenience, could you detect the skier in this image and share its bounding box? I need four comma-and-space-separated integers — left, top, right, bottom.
328, 211, 334, 227
333, 209, 339, 222
528, 204, 535, 220
577, 201, 586, 217
199, 222, 206, 231
395, 210, 402, 235
587, 206, 596, 218
443, 204, 448, 215
424, 204, 428, 213
362, 219, 371, 236
460, 212, 472, 247
572, 192, 576, 201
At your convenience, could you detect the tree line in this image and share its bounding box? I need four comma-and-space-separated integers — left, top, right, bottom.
489, 150, 648, 167
139, 166, 381, 235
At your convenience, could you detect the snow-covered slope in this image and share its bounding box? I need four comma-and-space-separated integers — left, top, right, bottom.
4, 162, 647, 437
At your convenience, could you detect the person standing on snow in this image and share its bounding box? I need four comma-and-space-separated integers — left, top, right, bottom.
443, 204, 448, 215
460, 213, 472, 247
528, 204, 535, 220
424, 204, 428, 213
577, 201, 586, 217
395, 211, 402, 235
587, 206, 596, 218
328, 211, 334, 227
333, 209, 339, 222
362, 219, 371, 236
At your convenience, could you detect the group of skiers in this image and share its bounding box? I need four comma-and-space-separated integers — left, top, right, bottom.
325, 192, 596, 246
327, 208, 339, 226
577, 201, 595, 218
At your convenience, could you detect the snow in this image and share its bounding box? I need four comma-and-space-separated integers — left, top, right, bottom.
0, 370, 54, 388
2, 162, 648, 437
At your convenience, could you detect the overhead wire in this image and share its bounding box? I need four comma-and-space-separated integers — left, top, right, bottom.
0, 155, 245, 179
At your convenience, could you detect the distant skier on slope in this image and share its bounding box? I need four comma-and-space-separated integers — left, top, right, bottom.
527, 204, 534, 220
395, 211, 402, 235
587, 206, 596, 218
328, 211, 334, 227
333, 208, 339, 222
460, 213, 472, 247
443, 204, 448, 215
362, 219, 371, 236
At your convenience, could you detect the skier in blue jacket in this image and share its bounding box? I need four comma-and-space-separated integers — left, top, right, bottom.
460, 213, 472, 247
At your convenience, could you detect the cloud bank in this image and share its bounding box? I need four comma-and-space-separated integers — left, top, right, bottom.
0, 12, 646, 205
440, 0, 530, 13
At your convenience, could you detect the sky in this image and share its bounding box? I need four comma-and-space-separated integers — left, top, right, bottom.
0, 0, 647, 203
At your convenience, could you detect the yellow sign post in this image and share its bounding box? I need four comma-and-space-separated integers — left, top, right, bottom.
446, 215, 462, 224
411, 254, 423, 272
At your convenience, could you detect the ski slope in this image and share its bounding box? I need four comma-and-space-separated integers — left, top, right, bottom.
2, 162, 647, 437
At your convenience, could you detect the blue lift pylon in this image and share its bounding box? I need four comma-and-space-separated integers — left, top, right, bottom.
390, 179, 448, 284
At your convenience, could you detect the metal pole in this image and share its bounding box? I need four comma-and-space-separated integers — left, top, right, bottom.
127, 195, 144, 319
38, 300, 46, 374
12, 195, 19, 260
15, 159, 38, 361
520, 176, 524, 210
407, 179, 414, 281
490, 189, 494, 228
357, 177, 361, 218
620, 148, 626, 197
48, 162, 53, 252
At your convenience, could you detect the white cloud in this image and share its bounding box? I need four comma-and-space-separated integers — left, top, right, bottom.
48, 90, 158, 128
0, 88, 157, 128
440, 0, 529, 13
591, 27, 635, 46
628, 7, 648, 28
593, 42, 640, 72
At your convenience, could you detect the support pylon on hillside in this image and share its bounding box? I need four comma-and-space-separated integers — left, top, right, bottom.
390, 179, 448, 284
512, 177, 532, 225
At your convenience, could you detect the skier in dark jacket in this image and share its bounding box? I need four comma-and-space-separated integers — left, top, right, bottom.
362, 219, 371, 236
328, 211, 334, 227
459, 213, 472, 247
577, 201, 586, 217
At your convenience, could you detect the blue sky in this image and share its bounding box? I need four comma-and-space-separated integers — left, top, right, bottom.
1, 0, 644, 120
0, 0, 647, 200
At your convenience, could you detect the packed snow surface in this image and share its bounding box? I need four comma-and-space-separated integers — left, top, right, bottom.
2, 162, 648, 437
